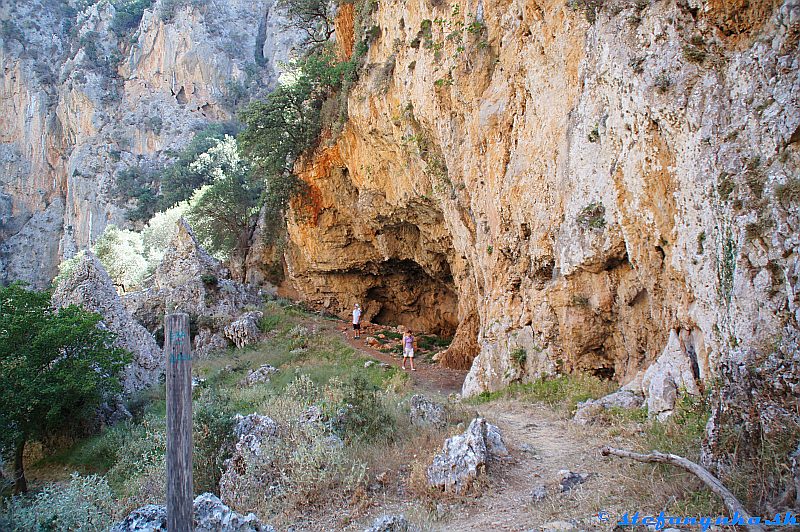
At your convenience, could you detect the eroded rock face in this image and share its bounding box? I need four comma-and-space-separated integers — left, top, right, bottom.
0, 0, 297, 287
426, 417, 508, 494
110, 493, 272, 532
122, 220, 261, 355
51, 251, 161, 392
278, 0, 800, 404
573, 389, 644, 425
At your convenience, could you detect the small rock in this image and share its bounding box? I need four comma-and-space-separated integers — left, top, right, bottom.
409, 394, 447, 428
364, 360, 376, 368
366, 337, 380, 347
558, 470, 592, 492
377, 333, 386, 339
363, 514, 420, 532
427, 417, 508, 494
110, 493, 273, 531
530, 484, 547, 502
224, 311, 263, 349
298, 405, 323, 424
241, 364, 278, 386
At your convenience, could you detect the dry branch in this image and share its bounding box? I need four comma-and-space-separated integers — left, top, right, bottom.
601, 446, 766, 532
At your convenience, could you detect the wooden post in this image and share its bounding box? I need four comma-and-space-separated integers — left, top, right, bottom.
165, 313, 193, 531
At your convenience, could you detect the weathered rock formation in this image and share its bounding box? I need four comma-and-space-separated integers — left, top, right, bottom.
409, 394, 447, 428
219, 414, 279, 509
277, 0, 800, 410
110, 492, 272, 532
0, 0, 296, 287
51, 251, 161, 392
225, 311, 263, 349
427, 417, 508, 494
122, 219, 261, 355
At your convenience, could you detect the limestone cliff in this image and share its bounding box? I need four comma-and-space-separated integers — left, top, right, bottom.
283, 0, 800, 401
0, 0, 295, 287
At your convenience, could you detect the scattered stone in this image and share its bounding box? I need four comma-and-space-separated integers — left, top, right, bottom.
364, 360, 376, 368
241, 365, 279, 386
558, 470, 592, 492
363, 514, 420, 532
51, 251, 161, 393
377, 333, 386, 339
427, 417, 508, 494
530, 484, 547, 502
192, 377, 206, 389
194, 327, 230, 358
573, 389, 644, 425
110, 493, 272, 531
366, 336, 380, 347
224, 311, 263, 349
289, 347, 308, 355
409, 394, 447, 428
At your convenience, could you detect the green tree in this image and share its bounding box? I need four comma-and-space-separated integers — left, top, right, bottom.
186, 137, 263, 261
93, 224, 149, 291
277, 0, 336, 48
0, 284, 131, 493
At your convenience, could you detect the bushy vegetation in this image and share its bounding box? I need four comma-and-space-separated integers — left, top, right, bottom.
0, 283, 131, 493
4, 301, 467, 528
111, 0, 154, 35
0, 473, 116, 531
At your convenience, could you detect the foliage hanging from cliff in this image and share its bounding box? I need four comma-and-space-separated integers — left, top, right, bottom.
277, 0, 336, 48
0, 283, 131, 493
111, 0, 155, 35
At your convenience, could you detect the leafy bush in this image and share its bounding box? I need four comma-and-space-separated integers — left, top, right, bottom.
112, 0, 154, 35
93, 224, 149, 290
576, 201, 606, 229
333, 374, 395, 442
510, 347, 527, 366
0, 473, 116, 531
193, 392, 235, 494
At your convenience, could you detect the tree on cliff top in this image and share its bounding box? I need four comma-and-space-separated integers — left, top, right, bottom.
0, 283, 131, 493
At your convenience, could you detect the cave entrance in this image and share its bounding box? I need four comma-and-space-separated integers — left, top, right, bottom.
363, 259, 458, 337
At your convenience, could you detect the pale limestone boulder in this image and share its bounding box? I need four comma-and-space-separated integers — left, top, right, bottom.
225, 311, 263, 349
51, 251, 161, 393
641, 330, 702, 421
426, 417, 508, 494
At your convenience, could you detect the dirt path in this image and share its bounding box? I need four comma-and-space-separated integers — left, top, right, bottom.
321, 319, 468, 396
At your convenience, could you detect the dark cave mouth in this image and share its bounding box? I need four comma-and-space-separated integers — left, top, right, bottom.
362, 259, 458, 337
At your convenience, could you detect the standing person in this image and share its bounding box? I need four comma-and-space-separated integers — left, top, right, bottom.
352, 303, 362, 339
402, 329, 416, 371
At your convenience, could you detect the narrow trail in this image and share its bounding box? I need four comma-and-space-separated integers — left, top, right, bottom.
320, 318, 468, 396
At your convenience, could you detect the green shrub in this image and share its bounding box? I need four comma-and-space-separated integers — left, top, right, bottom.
587, 124, 600, 143
654, 72, 672, 93
510, 347, 527, 366
193, 392, 236, 494
333, 374, 395, 442
200, 273, 218, 286
0, 473, 116, 531
576, 201, 606, 229
112, 0, 154, 35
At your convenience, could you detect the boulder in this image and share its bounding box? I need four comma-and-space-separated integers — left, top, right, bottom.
364, 514, 420, 532
557, 470, 592, 492
110, 493, 272, 531
640, 330, 702, 421
220, 414, 279, 507
225, 311, 263, 349
51, 251, 161, 393
122, 219, 261, 344
426, 417, 508, 494
194, 327, 230, 358
573, 389, 644, 425
241, 365, 279, 387
409, 394, 447, 428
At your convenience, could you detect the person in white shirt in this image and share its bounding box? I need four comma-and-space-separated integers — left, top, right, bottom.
352, 303, 362, 339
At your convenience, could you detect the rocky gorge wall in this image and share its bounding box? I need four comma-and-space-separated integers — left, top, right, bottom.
0, 0, 295, 287
284, 0, 800, 400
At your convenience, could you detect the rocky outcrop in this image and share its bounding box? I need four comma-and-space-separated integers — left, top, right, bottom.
225, 311, 263, 349
241, 365, 279, 387
0, 0, 297, 288
277, 0, 800, 408
427, 417, 508, 494
51, 251, 161, 392
573, 389, 644, 425
409, 394, 447, 428
219, 414, 279, 508
123, 219, 261, 355
110, 493, 272, 532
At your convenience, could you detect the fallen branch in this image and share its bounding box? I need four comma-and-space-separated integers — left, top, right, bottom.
601, 446, 765, 532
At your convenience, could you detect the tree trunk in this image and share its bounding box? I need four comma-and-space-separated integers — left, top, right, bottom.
13, 438, 27, 494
